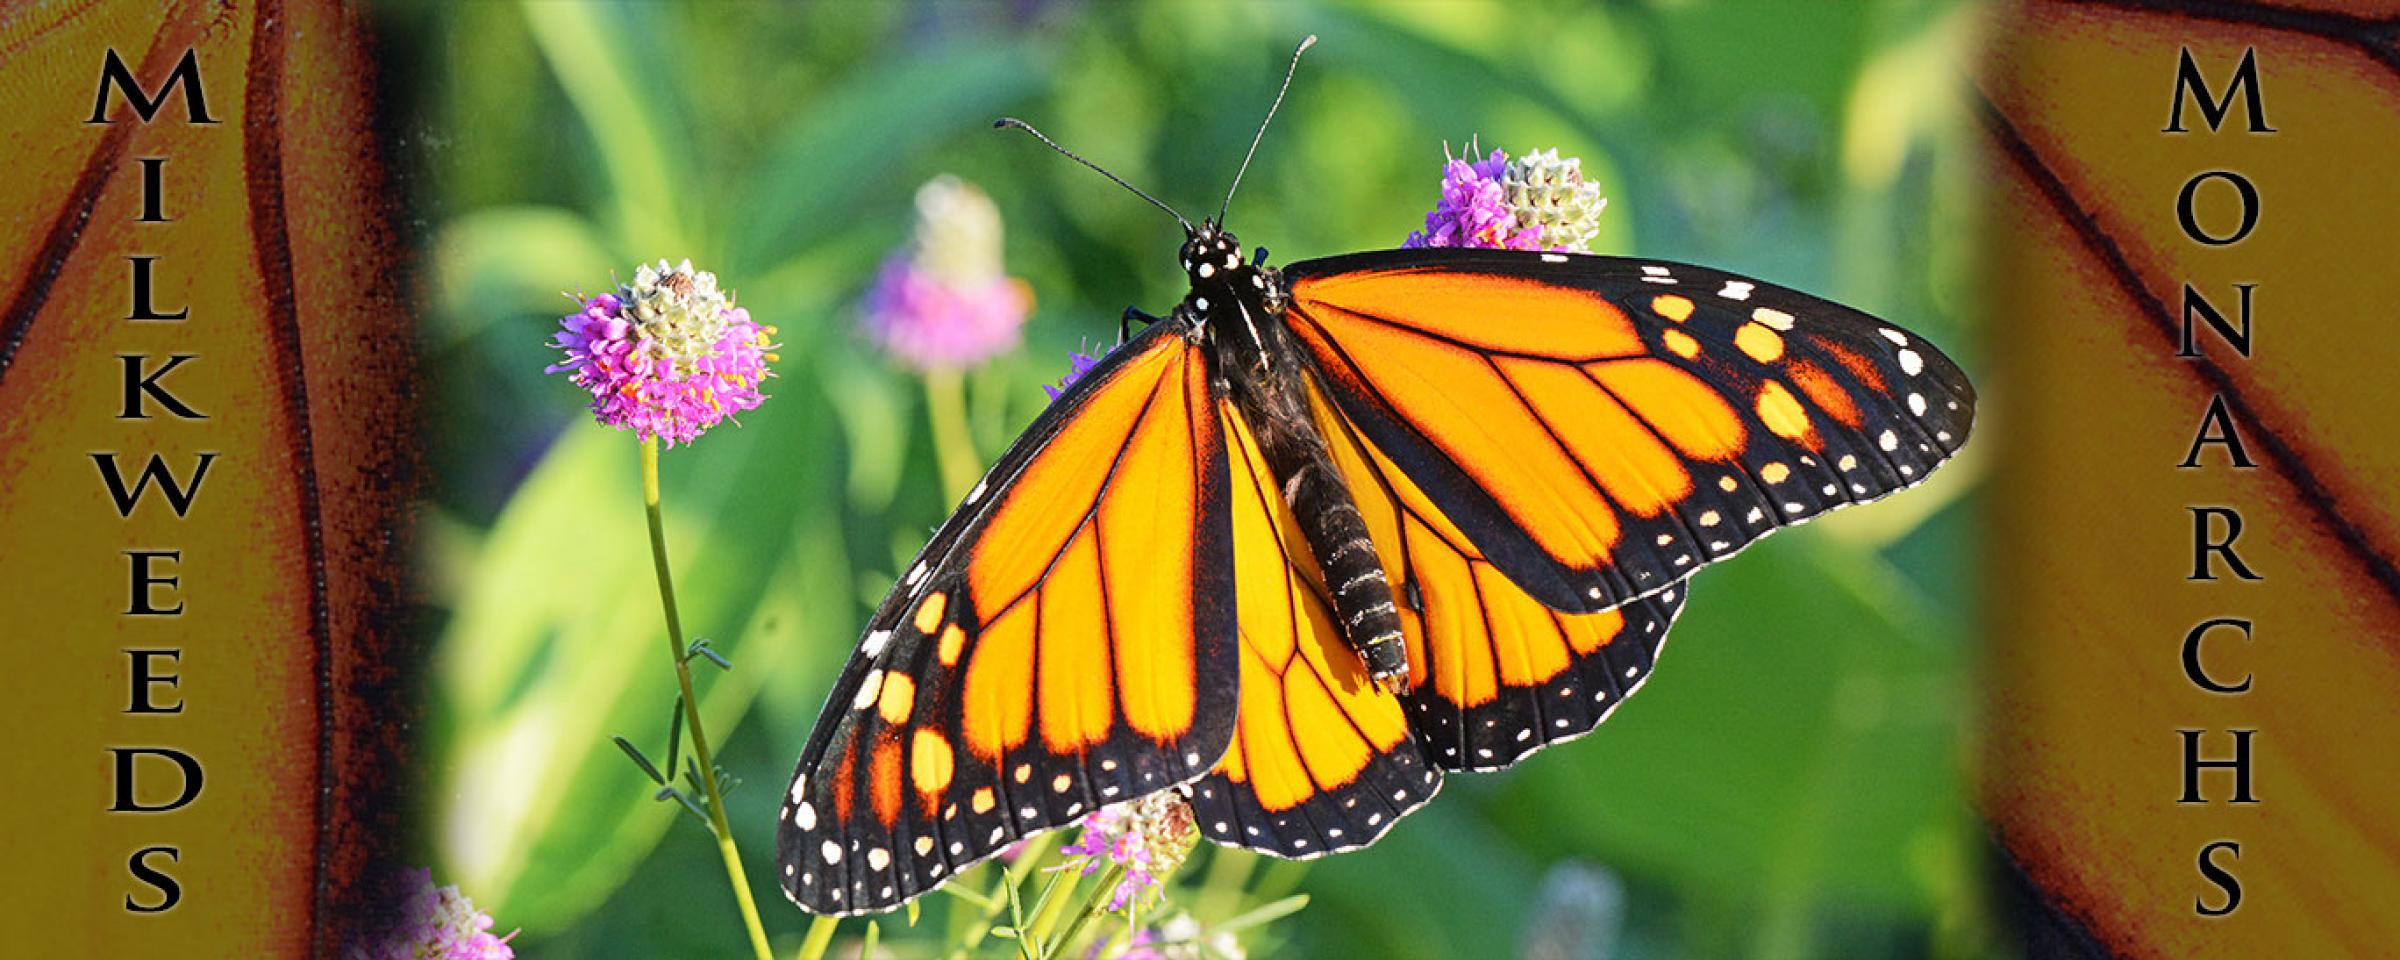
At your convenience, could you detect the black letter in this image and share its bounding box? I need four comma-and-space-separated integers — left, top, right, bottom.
2182, 618, 2252, 694
127, 650, 184, 714
2178, 729, 2258, 804
2195, 841, 2243, 916
2165, 47, 2273, 133
110, 747, 205, 812
125, 550, 184, 616
88, 48, 216, 124
2180, 395, 2254, 469
2189, 507, 2263, 581
119, 354, 206, 420
128, 256, 189, 321
89, 452, 217, 518
2178, 282, 2254, 358
125, 846, 183, 913
2178, 171, 2260, 246
137, 157, 171, 222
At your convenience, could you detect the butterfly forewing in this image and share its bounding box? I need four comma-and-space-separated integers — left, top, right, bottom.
1280, 248, 1975, 613
776, 322, 1238, 916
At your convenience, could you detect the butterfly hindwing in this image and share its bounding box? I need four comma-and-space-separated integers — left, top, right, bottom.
1280, 248, 1975, 613
1189, 405, 1440, 859
1306, 383, 1688, 772
776, 322, 1238, 916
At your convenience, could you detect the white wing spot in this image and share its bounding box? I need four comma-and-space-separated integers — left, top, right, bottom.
793, 802, 816, 831
1879, 430, 1900, 452
1541, 253, 1569, 263
1699, 510, 1721, 527
1194, 296, 1211, 312
861, 630, 891, 658
868, 848, 890, 871
906, 562, 927, 586
1197, 263, 1215, 278
821, 841, 842, 863
1719, 281, 1754, 300
1879, 328, 1909, 346
852, 671, 884, 711
1752, 307, 1795, 331
966, 480, 987, 504
1898, 348, 1924, 376
789, 777, 808, 804
1655, 533, 1674, 546
1747, 507, 1765, 524
1908, 393, 1927, 416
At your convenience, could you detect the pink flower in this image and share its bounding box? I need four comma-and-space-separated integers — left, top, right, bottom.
546, 260, 776, 447
1056, 791, 1197, 913
1403, 144, 1607, 253
348, 868, 514, 960
861, 176, 1034, 372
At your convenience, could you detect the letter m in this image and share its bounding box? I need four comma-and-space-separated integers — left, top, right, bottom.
88, 47, 217, 124
2165, 47, 2272, 133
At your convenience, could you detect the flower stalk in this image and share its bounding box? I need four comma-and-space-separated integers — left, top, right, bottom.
642, 437, 774, 960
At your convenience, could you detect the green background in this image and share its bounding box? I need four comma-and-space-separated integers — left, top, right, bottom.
389, 1, 1992, 956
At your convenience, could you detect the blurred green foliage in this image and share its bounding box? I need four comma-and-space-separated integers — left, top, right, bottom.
387, 1, 1992, 956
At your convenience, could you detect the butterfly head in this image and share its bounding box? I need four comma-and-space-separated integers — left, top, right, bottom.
1179, 221, 1246, 290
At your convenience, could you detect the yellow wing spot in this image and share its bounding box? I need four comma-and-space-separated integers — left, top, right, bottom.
1662, 329, 1701, 359
910, 729, 954, 795
913, 592, 949, 634
1052, 774, 1073, 794
1761, 462, 1792, 484
1651, 293, 1695, 322
878, 672, 917, 723
970, 786, 996, 814
1735, 323, 1784, 363
1014, 763, 1032, 784
1756, 380, 1812, 441
914, 836, 935, 856
938, 623, 966, 666
1719, 475, 1740, 492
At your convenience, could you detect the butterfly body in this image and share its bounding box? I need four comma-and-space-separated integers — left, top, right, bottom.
780, 160, 1974, 919
1180, 223, 1414, 691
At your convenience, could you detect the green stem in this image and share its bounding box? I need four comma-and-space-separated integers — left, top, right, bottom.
925, 369, 980, 503
1050, 863, 1127, 959
946, 832, 1060, 960
793, 916, 839, 960
643, 438, 775, 960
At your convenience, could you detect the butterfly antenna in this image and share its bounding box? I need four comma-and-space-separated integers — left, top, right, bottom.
1218, 34, 1317, 225
994, 117, 1193, 234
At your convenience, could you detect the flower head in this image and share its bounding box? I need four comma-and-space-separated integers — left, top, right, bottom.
546, 259, 776, 446
1056, 790, 1199, 913
349, 868, 514, 960
1093, 912, 1245, 960
862, 175, 1034, 372
1403, 144, 1607, 254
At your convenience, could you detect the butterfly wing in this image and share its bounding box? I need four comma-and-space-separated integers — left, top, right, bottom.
1280, 248, 1975, 613
1187, 404, 1440, 859
1306, 383, 1690, 772
776, 322, 1236, 916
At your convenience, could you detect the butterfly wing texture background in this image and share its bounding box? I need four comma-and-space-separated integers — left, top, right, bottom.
1981, 1, 2400, 954
0, 1, 411, 953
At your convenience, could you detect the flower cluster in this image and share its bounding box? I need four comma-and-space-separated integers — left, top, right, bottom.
861, 175, 1035, 372
1102, 913, 1245, 960
546, 259, 776, 446
1056, 789, 1199, 913
1403, 144, 1607, 253
349, 869, 513, 960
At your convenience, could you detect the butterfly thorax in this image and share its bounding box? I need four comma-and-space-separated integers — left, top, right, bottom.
1180, 222, 1413, 693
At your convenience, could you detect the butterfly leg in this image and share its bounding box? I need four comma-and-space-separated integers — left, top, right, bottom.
1120, 306, 1164, 342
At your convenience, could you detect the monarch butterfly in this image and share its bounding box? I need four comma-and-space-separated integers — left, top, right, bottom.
778, 38, 1974, 916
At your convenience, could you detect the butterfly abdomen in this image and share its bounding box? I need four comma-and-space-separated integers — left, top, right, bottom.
1217, 290, 1411, 691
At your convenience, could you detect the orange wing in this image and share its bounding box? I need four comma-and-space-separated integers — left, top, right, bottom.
1308, 384, 1689, 772
777, 323, 1235, 916
1188, 405, 1439, 858
1281, 249, 1975, 613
